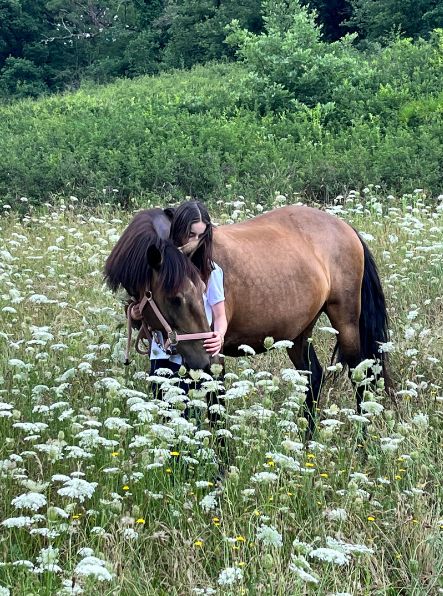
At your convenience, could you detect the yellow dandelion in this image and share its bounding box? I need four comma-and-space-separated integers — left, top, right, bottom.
72, 514, 81, 520
136, 518, 145, 524
170, 451, 180, 456
165, 468, 172, 474
266, 460, 275, 467
236, 536, 246, 542
305, 462, 315, 468
194, 540, 203, 548
367, 516, 375, 522
111, 451, 119, 457
122, 485, 130, 491
395, 475, 402, 480
238, 562, 246, 567
319, 472, 328, 478
307, 453, 316, 459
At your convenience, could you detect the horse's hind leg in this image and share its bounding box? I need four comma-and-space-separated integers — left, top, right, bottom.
325, 302, 365, 413
287, 331, 323, 438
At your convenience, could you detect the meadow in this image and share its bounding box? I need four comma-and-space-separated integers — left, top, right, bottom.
0, 189, 442, 595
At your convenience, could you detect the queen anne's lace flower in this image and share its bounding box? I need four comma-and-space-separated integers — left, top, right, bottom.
11, 492, 47, 512
217, 567, 243, 586
309, 547, 349, 565
256, 524, 283, 547
57, 478, 97, 503
75, 556, 113, 581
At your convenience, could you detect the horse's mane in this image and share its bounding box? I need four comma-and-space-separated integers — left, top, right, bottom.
104, 208, 201, 297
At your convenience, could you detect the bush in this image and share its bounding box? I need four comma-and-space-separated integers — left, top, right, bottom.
0, 55, 441, 208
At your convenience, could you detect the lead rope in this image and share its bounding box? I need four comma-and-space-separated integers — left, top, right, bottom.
124, 301, 152, 366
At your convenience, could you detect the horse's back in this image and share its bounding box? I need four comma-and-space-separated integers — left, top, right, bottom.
213, 206, 364, 351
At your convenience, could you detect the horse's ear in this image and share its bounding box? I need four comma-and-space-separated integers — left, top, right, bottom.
163, 207, 175, 221
147, 244, 162, 270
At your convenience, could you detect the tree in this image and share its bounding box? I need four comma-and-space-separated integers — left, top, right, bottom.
300, 0, 354, 41
161, 0, 263, 68
348, 0, 443, 42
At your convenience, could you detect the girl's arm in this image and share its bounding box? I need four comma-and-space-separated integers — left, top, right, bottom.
203, 301, 227, 355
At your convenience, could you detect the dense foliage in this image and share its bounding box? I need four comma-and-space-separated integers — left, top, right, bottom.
0, 1, 441, 204
0, 38, 442, 205
0, 0, 441, 101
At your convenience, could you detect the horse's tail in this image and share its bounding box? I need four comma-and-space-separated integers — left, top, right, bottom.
357, 233, 393, 392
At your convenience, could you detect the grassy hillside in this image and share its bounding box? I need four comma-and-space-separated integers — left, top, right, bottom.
0, 59, 442, 209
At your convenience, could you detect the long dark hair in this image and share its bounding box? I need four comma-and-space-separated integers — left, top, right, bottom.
104, 208, 201, 298
166, 200, 214, 284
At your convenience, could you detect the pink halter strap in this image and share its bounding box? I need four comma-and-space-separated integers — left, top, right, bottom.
124, 290, 214, 365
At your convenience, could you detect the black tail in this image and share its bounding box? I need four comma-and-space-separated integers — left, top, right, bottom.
357, 234, 392, 391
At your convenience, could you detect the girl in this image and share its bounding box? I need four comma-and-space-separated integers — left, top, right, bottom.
149, 200, 227, 377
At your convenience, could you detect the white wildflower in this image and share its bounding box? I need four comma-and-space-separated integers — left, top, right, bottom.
123, 528, 139, 540
11, 492, 47, 512
379, 341, 394, 353
217, 567, 243, 586
326, 537, 374, 555
324, 508, 348, 521
200, 492, 218, 512
238, 344, 256, 356
411, 412, 429, 429
272, 340, 294, 349
309, 547, 349, 565
28, 294, 53, 304
195, 481, 214, 488
360, 401, 384, 415
75, 556, 113, 581
57, 478, 97, 503
103, 417, 132, 431
318, 326, 339, 335
256, 524, 283, 548
250, 471, 278, 484
281, 439, 304, 452
380, 437, 404, 453
2, 516, 33, 528
289, 554, 319, 584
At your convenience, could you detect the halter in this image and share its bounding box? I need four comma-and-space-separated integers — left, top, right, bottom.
124, 289, 214, 365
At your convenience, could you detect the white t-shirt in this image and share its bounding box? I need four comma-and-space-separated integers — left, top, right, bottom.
150, 262, 225, 363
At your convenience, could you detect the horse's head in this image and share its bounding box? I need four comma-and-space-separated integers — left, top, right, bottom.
146, 243, 212, 371
105, 208, 212, 371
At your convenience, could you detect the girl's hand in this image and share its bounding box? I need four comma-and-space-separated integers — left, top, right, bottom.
130, 303, 143, 319
203, 331, 224, 355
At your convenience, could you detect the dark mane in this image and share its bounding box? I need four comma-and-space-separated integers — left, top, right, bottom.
104, 208, 201, 297
104, 208, 167, 296
158, 242, 202, 296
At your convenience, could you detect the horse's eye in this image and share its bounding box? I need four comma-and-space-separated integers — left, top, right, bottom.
169, 296, 182, 308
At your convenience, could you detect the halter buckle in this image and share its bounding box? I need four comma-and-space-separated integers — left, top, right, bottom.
168, 330, 178, 346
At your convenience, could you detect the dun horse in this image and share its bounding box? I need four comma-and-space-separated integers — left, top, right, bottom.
105, 205, 391, 429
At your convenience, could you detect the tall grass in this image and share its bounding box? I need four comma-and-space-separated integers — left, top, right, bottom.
0, 190, 442, 594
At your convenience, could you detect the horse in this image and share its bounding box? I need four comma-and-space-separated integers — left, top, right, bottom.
104, 205, 391, 430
